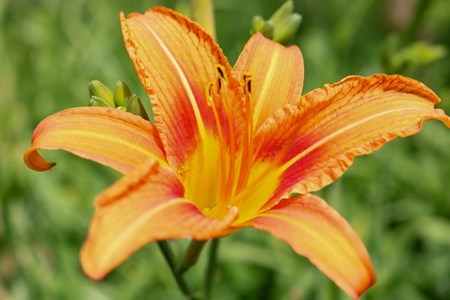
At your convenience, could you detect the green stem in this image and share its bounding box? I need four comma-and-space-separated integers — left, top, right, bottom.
403, 0, 431, 43
157, 241, 193, 298
179, 240, 207, 274
191, 0, 216, 39
204, 239, 220, 300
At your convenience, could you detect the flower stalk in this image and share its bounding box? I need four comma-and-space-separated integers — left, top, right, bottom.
191, 0, 216, 39
157, 241, 194, 298
204, 239, 220, 299
178, 240, 207, 274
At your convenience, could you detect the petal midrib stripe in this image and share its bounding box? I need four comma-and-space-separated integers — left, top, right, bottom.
257, 212, 364, 276
253, 48, 280, 127
98, 198, 188, 269
281, 107, 428, 171
39, 130, 157, 159
141, 20, 208, 141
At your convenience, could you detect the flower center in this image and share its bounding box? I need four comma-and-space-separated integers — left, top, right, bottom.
183, 65, 240, 218
182, 66, 280, 222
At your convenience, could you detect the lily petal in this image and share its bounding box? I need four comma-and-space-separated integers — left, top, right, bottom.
121, 7, 244, 169
255, 74, 450, 205
250, 194, 375, 299
24, 107, 166, 174
81, 160, 238, 280
233, 32, 304, 129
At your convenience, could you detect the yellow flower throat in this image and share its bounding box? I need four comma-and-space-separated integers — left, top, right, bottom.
183, 66, 279, 223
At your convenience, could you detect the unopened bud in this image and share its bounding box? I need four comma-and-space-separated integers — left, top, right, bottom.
88, 80, 115, 107
89, 96, 113, 108
250, 0, 301, 45
114, 81, 131, 107
273, 13, 302, 44
251, 16, 265, 33
270, 0, 293, 25
259, 20, 274, 40
127, 94, 149, 120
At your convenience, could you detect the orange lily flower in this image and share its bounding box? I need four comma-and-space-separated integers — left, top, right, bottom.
24, 7, 450, 299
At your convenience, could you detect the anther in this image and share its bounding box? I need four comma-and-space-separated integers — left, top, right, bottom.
205, 82, 214, 107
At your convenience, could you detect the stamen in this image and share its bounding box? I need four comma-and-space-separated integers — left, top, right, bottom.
188, 64, 251, 218
236, 73, 254, 194
217, 64, 226, 79
205, 83, 214, 107
196, 64, 237, 216
214, 65, 236, 201
205, 81, 228, 204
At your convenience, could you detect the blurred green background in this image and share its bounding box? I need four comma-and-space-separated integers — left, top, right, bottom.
1, 0, 449, 299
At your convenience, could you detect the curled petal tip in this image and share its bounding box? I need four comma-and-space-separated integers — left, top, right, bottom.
24, 147, 56, 172
437, 109, 450, 128
80, 243, 106, 281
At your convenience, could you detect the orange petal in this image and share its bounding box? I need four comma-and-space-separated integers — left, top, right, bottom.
255, 74, 450, 205
233, 32, 304, 129
81, 160, 238, 280
121, 7, 244, 169
24, 107, 166, 174
249, 194, 375, 299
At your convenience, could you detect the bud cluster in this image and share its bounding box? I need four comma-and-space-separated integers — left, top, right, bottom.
251, 0, 301, 45
88, 80, 149, 120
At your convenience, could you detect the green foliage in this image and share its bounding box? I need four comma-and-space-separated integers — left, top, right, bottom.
1, 0, 449, 299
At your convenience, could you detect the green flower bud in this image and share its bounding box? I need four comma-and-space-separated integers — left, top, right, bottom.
89, 95, 113, 108
399, 42, 447, 66
251, 16, 265, 33
382, 33, 447, 74
270, 0, 293, 25
88, 80, 115, 108
273, 13, 302, 44
250, 0, 300, 45
127, 94, 149, 120
259, 20, 274, 40
87, 80, 150, 120
114, 81, 131, 107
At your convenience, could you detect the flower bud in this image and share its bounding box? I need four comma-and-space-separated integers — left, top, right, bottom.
88, 80, 115, 107
114, 81, 131, 107
273, 13, 302, 44
259, 20, 274, 40
270, 0, 293, 25
127, 94, 149, 120
89, 96, 113, 108
250, 0, 301, 45
251, 16, 265, 33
